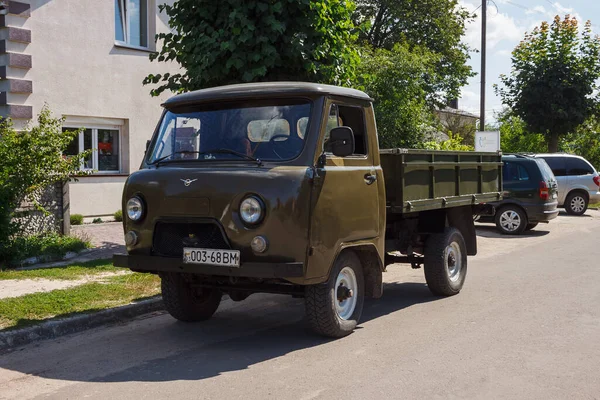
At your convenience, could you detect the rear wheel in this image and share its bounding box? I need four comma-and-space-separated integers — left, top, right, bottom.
424, 227, 467, 296
161, 272, 221, 322
305, 250, 364, 338
525, 222, 539, 231
495, 206, 527, 235
565, 192, 588, 216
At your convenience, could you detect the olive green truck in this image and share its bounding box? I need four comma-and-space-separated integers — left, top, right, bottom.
114, 82, 502, 338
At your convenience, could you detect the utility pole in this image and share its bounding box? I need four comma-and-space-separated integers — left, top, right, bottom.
479, 0, 487, 132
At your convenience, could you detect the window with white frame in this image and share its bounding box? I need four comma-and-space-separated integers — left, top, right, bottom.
64, 127, 121, 173
115, 0, 149, 48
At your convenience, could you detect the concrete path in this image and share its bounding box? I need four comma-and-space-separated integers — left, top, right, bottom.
0, 210, 598, 399
0, 271, 131, 300
1, 223, 126, 299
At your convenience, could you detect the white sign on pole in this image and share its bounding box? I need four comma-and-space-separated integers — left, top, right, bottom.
475, 131, 500, 152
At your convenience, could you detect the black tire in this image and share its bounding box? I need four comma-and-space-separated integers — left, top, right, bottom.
424, 227, 467, 296
161, 272, 221, 322
305, 250, 365, 338
525, 222, 539, 231
494, 206, 527, 235
565, 191, 588, 216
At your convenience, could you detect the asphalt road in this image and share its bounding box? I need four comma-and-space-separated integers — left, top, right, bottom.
1, 211, 599, 400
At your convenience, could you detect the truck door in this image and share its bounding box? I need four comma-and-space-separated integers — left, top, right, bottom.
306, 101, 381, 281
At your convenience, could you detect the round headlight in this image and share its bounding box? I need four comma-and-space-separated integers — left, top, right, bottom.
240, 196, 264, 225
127, 197, 144, 221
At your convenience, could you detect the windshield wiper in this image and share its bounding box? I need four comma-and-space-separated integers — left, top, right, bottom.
150, 149, 262, 167
150, 151, 203, 166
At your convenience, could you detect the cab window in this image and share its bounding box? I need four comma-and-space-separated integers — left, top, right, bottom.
323, 104, 367, 156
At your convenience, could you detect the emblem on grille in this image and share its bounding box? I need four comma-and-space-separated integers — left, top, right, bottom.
180, 178, 198, 187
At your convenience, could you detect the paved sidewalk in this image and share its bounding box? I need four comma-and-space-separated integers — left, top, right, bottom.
38, 222, 127, 267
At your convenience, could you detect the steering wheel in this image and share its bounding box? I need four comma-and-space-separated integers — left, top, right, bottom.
268, 134, 292, 159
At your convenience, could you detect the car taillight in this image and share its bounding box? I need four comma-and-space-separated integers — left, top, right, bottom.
539, 181, 549, 200
594, 176, 600, 187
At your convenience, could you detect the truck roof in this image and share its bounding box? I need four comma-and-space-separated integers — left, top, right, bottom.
163, 82, 373, 108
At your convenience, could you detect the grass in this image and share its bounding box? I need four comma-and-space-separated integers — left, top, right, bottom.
0, 273, 161, 330
589, 202, 600, 209
0, 259, 123, 280
1, 232, 91, 268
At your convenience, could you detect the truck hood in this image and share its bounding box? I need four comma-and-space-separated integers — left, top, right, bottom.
122, 165, 314, 263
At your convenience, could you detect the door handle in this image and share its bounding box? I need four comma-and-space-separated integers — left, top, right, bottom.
364, 173, 377, 185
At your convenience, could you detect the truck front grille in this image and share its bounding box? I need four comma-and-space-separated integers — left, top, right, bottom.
152, 222, 230, 258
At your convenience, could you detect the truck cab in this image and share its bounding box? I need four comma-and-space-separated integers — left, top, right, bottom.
114, 82, 502, 338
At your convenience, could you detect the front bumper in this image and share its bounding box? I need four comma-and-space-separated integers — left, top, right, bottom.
113, 254, 304, 279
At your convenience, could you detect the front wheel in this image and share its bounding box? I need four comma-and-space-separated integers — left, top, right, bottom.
161, 272, 222, 322
424, 227, 467, 296
305, 250, 364, 338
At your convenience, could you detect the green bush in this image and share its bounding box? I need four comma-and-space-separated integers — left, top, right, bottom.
70, 214, 84, 226
0, 233, 91, 268
0, 106, 88, 254
113, 210, 123, 222
92, 218, 102, 224
422, 132, 474, 151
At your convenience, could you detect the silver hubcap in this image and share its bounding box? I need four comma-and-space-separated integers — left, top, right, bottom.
445, 242, 462, 282
335, 267, 358, 320
499, 210, 521, 232
570, 196, 585, 213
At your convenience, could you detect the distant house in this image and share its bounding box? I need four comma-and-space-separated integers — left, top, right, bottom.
0, 0, 180, 217
434, 100, 480, 144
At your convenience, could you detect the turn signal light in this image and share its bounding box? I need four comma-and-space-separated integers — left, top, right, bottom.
539, 181, 549, 200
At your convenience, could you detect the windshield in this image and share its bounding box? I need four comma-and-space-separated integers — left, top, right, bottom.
148, 101, 312, 164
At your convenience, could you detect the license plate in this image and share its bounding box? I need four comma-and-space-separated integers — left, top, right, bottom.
183, 248, 240, 267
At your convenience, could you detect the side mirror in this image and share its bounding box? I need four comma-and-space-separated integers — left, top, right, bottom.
329, 127, 355, 158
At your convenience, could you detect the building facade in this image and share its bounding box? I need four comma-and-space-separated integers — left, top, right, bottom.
0, 0, 179, 217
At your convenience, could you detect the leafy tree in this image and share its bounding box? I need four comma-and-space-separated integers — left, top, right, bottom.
358, 44, 439, 148
497, 111, 547, 154
496, 16, 600, 152
561, 116, 600, 170
0, 107, 86, 259
145, 0, 359, 95
422, 132, 474, 151
353, 0, 475, 104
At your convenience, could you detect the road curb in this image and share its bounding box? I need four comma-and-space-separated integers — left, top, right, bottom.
0, 297, 164, 352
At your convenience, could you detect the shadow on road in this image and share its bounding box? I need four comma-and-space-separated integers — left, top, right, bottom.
558, 210, 593, 218
475, 225, 550, 239
0, 281, 438, 384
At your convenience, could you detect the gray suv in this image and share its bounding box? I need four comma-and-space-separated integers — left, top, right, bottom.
533, 154, 600, 215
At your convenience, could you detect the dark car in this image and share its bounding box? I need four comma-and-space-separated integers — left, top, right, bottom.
479, 155, 559, 234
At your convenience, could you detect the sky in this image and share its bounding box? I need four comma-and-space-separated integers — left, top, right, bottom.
458, 0, 600, 124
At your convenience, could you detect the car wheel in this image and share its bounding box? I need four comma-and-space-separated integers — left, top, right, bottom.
525, 222, 538, 231
565, 192, 588, 216
423, 227, 467, 296
305, 250, 364, 338
495, 206, 527, 235
161, 272, 222, 322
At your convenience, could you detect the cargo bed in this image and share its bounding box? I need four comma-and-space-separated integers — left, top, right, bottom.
380, 149, 503, 214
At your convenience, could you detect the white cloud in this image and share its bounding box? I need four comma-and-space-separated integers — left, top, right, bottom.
461, 3, 525, 51
495, 49, 512, 57
526, 5, 547, 15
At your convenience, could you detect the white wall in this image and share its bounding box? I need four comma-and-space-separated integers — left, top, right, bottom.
19, 0, 179, 216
